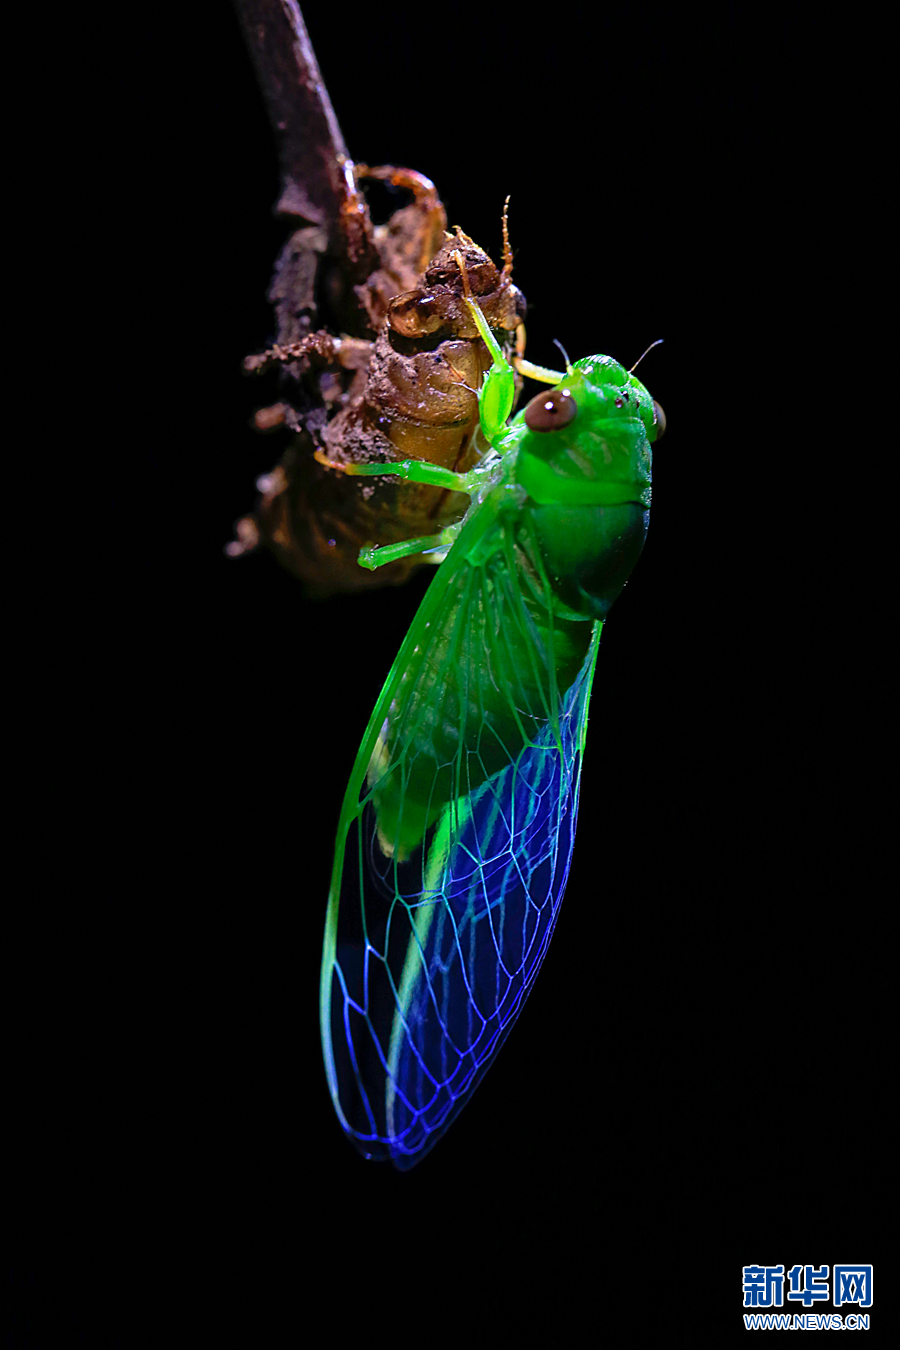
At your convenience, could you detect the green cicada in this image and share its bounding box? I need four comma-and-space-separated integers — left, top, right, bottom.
319, 268, 665, 1166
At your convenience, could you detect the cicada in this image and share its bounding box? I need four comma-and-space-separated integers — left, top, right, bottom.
230, 2, 526, 596
320, 276, 665, 1166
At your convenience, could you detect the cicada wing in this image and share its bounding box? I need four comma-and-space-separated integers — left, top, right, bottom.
382, 643, 598, 1168
321, 545, 600, 1166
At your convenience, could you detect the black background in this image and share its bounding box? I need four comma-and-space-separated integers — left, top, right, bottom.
9, 3, 887, 1342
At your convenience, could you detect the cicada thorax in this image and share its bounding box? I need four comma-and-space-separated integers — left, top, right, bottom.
511, 360, 657, 620
233, 163, 525, 598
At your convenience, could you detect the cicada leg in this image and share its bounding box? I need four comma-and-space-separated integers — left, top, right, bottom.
354, 164, 445, 275
243, 333, 371, 377
513, 357, 567, 385
357, 523, 460, 572
452, 251, 516, 444
312, 449, 471, 492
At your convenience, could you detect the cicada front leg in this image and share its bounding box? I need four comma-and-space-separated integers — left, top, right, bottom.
243, 332, 371, 377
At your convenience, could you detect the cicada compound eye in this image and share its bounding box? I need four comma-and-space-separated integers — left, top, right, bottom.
523, 387, 578, 432
652, 399, 666, 441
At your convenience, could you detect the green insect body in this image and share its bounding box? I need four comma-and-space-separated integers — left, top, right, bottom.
320, 295, 663, 1166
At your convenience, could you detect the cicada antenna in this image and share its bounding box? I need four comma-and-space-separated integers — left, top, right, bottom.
501, 195, 513, 280
552, 338, 574, 376
629, 339, 664, 374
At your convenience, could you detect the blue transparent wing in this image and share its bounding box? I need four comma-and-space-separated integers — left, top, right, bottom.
321, 551, 600, 1164
383, 644, 597, 1167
